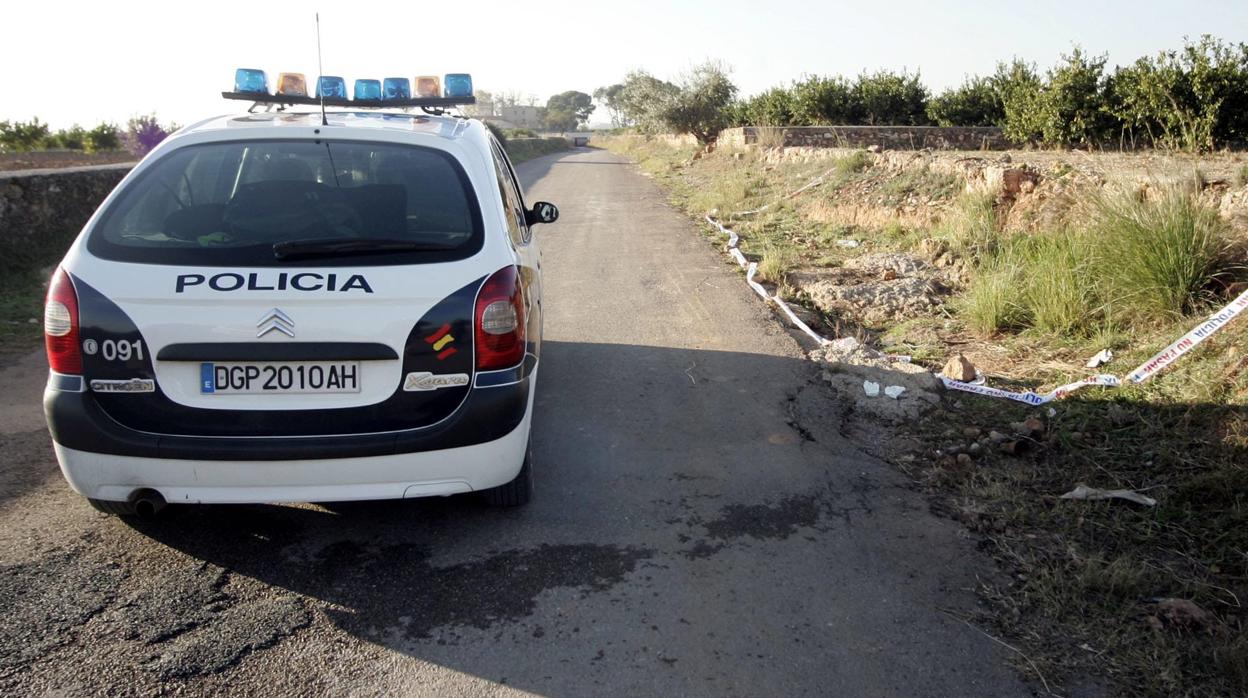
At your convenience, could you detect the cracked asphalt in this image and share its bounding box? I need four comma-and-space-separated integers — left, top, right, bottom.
0, 147, 1031, 696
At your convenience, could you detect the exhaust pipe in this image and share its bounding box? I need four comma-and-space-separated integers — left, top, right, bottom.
129, 489, 167, 518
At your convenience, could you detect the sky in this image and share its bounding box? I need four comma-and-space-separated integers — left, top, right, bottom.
3, 0, 1246, 129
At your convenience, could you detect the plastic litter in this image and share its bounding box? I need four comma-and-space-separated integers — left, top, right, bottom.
884, 385, 906, 399
863, 380, 880, 397
1060, 484, 1156, 507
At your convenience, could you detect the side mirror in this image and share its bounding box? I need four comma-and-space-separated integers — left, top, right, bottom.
525, 201, 559, 226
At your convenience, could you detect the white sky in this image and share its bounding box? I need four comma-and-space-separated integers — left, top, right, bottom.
3, 0, 1246, 129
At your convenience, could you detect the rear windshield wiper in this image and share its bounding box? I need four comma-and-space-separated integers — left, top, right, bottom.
273, 237, 457, 260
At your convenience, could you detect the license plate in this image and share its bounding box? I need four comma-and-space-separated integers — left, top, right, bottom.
200, 362, 361, 394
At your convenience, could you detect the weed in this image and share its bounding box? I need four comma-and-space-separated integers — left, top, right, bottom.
756, 244, 795, 284
961, 252, 1027, 335
1021, 232, 1100, 336
1092, 188, 1232, 321
834, 150, 871, 176
878, 167, 962, 206
935, 190, 999, 260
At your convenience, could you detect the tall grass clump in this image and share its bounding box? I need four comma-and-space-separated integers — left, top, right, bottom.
961, 246, 1029, 335
1021, 232, 1101, 335
756, 244, 796, 284
935, 190, 999, 260
1092, 189, 1232, 321
834, 150, 871, 177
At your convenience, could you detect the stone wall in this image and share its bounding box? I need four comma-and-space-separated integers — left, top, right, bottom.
0, 163, 133, 279
718, 126, 1010, 151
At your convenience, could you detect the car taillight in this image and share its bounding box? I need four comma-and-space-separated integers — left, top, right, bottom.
475, 266, 526, 371
45, 267, 82, 375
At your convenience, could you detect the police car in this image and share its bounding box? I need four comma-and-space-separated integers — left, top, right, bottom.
42, 69, 557, 516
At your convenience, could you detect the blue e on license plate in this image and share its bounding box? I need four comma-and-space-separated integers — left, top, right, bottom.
200, 361, 361, 394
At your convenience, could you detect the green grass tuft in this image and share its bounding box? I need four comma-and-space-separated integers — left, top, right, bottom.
1092, 189, 1233, 321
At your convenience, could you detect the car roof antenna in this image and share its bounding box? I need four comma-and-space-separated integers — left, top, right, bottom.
315, 12, 328, 127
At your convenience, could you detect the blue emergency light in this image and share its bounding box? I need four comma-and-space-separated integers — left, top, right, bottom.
382, 77, 411, 100
234, 68, 269, 94
353, 79, 381, 100
317, 76, 347, 99
444, 74, 473, 98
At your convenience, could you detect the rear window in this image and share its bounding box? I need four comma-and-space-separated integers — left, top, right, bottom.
88, 139, 483, 266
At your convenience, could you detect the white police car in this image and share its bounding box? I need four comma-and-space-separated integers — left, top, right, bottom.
42, 69, 556, 516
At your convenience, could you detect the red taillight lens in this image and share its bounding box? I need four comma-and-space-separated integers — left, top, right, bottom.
45, 267, 82, 375
475, 266, 526, 370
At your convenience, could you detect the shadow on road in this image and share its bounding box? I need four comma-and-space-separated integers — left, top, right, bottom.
112, 339, 936, 692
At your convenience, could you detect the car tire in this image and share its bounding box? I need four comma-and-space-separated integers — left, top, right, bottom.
87, 498, 138, 517
483, 439, 533, 507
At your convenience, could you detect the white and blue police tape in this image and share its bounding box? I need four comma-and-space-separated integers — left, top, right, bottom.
706, 214, 831, 347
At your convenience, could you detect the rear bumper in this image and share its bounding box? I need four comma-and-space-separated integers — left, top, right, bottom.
50, 375, 535, 504
45, 363, 534, 462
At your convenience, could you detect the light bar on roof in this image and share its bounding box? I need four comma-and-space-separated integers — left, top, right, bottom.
224, 69, 475, 109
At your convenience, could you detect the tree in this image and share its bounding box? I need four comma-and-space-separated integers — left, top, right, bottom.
593, 84, 627, 127
852, 70, 929, 125
1109, 36, 1248, 150
743, 87, 795, 126
927, 76, 1004, 127
1035, 48, 1112, 148
790, 75, 856, 125
994, 59, 1045, 145
653, 61, 739, 144
0, 117, 51, 152
544, 91, 595, 131
617, 71, 681, 133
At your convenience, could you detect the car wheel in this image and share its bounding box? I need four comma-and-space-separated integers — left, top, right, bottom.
483, 438, 533, 507
87, 498, 138, 517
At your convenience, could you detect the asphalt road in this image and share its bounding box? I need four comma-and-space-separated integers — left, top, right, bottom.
0, 147, 1030, 696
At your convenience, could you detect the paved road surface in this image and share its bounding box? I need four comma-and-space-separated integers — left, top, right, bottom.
0, 148, 1030, 696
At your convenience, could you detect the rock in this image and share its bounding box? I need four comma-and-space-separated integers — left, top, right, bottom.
988, 430, 1007, 443
917, 238, 947, 262
866, 145, 881, 153
956, 453, 973, 467
942, 354, 977, 382
1153, 598, 1218, 632
968, 442, 982, 455
962, 426, 982, 439
998, 440, 1028, 456
1009, 416, 1045, 436
881, 269, 898, 281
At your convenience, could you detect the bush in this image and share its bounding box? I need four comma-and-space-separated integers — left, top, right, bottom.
0, 118, 51, 152
121, 115, 171, 157
927, 77, 1003, 127
790, 76, 855, 125
994, 60, 1046, 145
1035, 48, 1113, 148
1110, 36, 1248, 151
84, 123, 120, 153
852, 70, 929, 125
744, 87, 795, 126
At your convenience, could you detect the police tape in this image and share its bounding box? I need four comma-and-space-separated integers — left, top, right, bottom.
1125, 287, 1248, 383
939, 374, 1121, 406
706, 214, 831, 347
940, 287, 1248, 404
710, 211, 1248, 404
